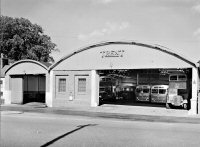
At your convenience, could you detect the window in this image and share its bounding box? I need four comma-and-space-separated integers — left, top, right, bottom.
143, 88, 150, 93
78, 78, 86, 93
100, 77, 111, 82
178, 75, 187, 81
152, 89, 158, 94
0, 80, 2, 89
58, 78, 66, 92
170, 74, 187, 81
170, 75, 177, 81
136, 88, 142, 93
170, 75, 178, 81
159, 89, 166, 94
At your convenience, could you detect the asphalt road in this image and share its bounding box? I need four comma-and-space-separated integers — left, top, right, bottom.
1, 111, 200, 147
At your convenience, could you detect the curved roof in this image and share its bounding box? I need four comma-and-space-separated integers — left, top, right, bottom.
49, 41, 197, 71
5, 59, 49, 74
1, 65, 10, 78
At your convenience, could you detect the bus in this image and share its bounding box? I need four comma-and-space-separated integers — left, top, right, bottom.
151, 85, 168, 103
99, 76, 115, 102
135, 85, 151, 102
166, 74, 190, 109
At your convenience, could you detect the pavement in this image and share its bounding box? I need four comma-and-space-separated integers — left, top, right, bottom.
1, 102, 200, 124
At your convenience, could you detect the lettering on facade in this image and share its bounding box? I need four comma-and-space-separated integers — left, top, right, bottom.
100, 50, 124, 58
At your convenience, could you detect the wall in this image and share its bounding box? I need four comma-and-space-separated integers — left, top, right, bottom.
4, 61, 48, 104
53, 44, 194, 71
7, 62, 47, 75
50, 70, 91, 107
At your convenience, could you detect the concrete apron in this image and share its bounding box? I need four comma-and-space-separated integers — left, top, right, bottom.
52, 104, 194, 118
2, 103, 200, 118
95, 104, 189, 117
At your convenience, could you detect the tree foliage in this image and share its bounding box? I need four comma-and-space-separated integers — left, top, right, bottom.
0, 16, 58, 62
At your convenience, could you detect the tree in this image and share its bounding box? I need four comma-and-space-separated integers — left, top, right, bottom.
0, 16, 58, 62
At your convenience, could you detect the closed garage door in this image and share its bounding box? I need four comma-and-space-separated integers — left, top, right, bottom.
11, 76, 23, 104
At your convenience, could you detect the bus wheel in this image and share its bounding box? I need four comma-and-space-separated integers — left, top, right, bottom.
183, 103, 188, 110
166, 103, 171, 109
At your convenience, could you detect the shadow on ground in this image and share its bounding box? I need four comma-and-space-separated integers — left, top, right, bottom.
40, 124, 98, 147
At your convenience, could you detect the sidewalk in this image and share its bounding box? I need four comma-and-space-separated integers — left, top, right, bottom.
1, 103, 200, 124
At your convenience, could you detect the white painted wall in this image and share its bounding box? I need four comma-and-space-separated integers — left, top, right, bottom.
91, 70, 99, 107
7, 62, 47, 75
5, 61, 49, 105
53, 44, 194, 71
188, 67, 199, 115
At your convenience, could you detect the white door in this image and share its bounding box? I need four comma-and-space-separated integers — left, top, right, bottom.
11, 76, 23, 104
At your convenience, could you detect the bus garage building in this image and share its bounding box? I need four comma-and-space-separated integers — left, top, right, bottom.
46, 41, 199, 115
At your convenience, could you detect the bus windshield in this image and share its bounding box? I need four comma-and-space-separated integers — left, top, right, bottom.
143, 88, 150, 93
151, 89, 158, 94
136, 88, 142, 93
159, 89, 166, 94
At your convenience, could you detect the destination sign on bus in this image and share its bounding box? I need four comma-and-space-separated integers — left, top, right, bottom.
169, 82, 186, 89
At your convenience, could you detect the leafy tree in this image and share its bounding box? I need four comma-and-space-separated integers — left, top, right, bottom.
0, 16, 58, 62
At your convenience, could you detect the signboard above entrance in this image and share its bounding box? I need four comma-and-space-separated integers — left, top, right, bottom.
100, 50, 124, 58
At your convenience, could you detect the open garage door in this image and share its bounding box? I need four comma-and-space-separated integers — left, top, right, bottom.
98, 69, 192, 109
23, 75, 46, 104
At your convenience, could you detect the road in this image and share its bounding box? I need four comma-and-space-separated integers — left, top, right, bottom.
1, 111, 200, 147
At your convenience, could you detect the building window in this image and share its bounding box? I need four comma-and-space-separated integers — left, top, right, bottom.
58, 78, 66, 92
78, 78, 86, 93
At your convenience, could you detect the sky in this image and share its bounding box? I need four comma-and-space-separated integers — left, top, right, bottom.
1, 0, 200, 63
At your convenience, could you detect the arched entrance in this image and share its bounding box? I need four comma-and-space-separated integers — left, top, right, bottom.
4, 60, 49, 104
49, 41, 199, 114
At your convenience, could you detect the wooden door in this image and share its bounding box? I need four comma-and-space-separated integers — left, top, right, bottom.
11, 76, 23, 104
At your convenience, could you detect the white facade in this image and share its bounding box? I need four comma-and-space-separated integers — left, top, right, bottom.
4, 60, 49, 105
3, 41, 199, 115
48, 41, 199, 115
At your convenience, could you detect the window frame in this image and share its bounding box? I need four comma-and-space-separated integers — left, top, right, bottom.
77, 78, 87, 94
58, 78, 67, 93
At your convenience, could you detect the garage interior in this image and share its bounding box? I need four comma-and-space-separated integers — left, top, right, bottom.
98, 68, 192, 108
23, 74, 46, 104
11, 74, 46, 104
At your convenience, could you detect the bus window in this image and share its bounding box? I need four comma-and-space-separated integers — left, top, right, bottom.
178, 75, 187, 81
159, 89, 166, 94
178, 89, 187, 95
143, 88, 149, 93
136, 88, 142, 93
167, 73, 188, 109
152, 89, 158, 94
169, 75, 177, 81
